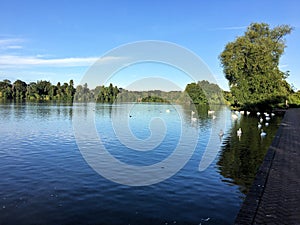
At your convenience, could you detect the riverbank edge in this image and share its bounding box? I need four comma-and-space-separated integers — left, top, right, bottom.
234, 109, 287, 224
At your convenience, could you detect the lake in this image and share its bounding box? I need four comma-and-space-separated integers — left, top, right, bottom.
0, 102, 282, 224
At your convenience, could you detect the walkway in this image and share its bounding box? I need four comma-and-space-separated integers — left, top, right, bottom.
235, 108, 300, 224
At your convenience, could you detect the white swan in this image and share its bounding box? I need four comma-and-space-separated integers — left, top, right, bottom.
237, 128, 242, 136
219, 129, 224, 137
208, 110, 215, 115
232, 114, 238, 120
258, 122, 262, 129
260, 129, 267, 137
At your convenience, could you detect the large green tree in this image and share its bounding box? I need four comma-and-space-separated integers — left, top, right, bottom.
219, 23, 293, 110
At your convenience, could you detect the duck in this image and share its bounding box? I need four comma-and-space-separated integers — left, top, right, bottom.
265, 122, 269, 127
260, 117, 263, 123
265, 116, 270, 121
212, 115, 216, 120
257, 112, 261, 116
208, 110, 215, 115
271, 112, 275, 117
260, 129, 267, 137
246, 111, 250, 115
166, 109, 170, 113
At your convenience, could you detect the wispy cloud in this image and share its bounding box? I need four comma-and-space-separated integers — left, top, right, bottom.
0, 38, 24, 49
0, 55, 122, 68
6, 45, 23, 49
210, 26, 247, 31
279, 64, 288, 69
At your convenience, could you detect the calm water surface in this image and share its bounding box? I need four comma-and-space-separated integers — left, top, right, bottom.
0, 102, 282, 224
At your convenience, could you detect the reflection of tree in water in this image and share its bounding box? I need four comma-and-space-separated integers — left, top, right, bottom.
217, 115, 282, 194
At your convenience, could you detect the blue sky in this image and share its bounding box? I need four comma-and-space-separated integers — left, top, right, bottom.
0, 0, 299, 91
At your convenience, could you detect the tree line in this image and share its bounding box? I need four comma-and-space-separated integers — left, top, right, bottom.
0, 79, 76, 101
0, 78, 223, 105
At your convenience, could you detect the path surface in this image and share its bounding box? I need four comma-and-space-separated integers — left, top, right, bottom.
235, 108, 300, 225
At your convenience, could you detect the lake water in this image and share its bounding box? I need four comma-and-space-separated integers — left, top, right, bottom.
0, 102, 282, 225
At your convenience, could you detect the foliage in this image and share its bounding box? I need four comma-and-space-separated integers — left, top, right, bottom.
288, 90, 300, 107
96, 83, 120, 103
219, 22, 293, 110
0, 79, 76, 101
184, 82, 208, 104
141, 96, 168, 103
197, 80, 225, 105
0, 78, 225, 105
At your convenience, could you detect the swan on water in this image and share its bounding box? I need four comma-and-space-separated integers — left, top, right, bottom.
219, 129, 224, 137
232, 114, 238, 120
237, 128, 242, 136
258, 123, 262, 129
260, 129, 267, 137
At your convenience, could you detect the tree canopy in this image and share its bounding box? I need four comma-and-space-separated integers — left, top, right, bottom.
219, 22, 293, 110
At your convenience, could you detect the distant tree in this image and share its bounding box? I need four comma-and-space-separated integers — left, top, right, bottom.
184, 82, 208, 104
198, 80, 224, 105
0, 79, 13, 99
12, 80, 27, 99
219, 22, 293, 110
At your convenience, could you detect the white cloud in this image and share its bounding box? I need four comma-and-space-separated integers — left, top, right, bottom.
7, 45, 23, 49
0, 55, 122, 68
0, 38, 24, 49
211, 26, 247, 31
279, 64, 288, 69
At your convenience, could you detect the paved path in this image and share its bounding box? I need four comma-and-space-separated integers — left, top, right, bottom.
235, 108, 300, 225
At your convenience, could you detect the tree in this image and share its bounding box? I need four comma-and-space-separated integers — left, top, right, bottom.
0, 79, 13, 99
12, 80, 27, 99
184, 82, 208, 104
219, 23, 293, 110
